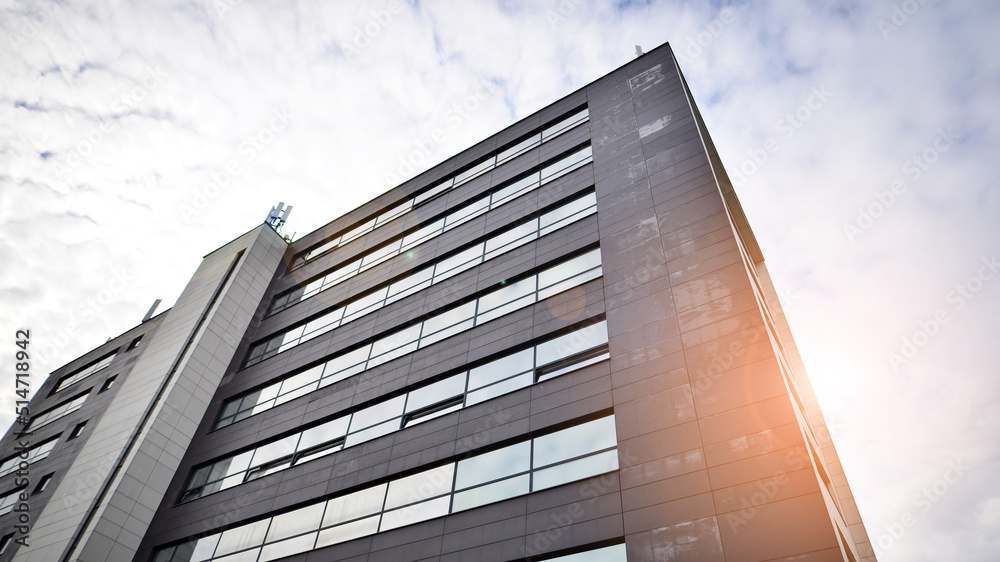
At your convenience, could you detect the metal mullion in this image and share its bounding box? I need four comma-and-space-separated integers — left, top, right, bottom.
529, 439, 535, 492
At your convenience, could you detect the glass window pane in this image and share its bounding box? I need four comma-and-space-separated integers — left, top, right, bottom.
384, 464, 455, 510
259, 532, 316, 562
434, 244, 484, 280
280, 325, 306, 347
476, 294, 535, 325
379, 496, 451, 531
387, 267, 433, 302
541, 145, 592, 182
315, 515, 380, 548
532, 449, 619, 491
540, 193, 596, 231
537, 268, 602, 301
250, 435, 299, 467
452, 474, 530, 512
414, 178, 453, 206
490, 174, 539, 207
405, 374, 466, 413
454, 157, 495, 186
401, 219, 445, 250
484, 219, 538, 258
323, 483, 387, 526
533, 416, 617, 468
537, 350, 609, 382
322, 346, 371, 383
376, 200, 412, 225
361, 239, 403, 269
343, 287, 389, 320
465, 372, 533, 406
468, 349, 533, 391
349, 395, 406, 432
323, 258, 362, 287
535, 321, 609, 367
214, 549, 261, 562
278, 365, 324, 397
371, 324, 422, 359
189, 534, 221, 562
538, 249, 602, 290
304, 309, 343, 337
455, 441, 530, 489
219, 451, 254, 480
403, 400, 462, 427
549, 543, 626, 562
497, 134, 540, 164
542, 109, 589, 140
266, 503, 325, 543
215, 519, 270, 556
421, 302, 476, 339
298, 416, 350, 451
444, 196, 490, 229
367, 341, 419, 368
302, 277, 324, 298
477, 277, 536, 316
345, 418, 400, 447
340, 218, 376, 246
419, 318, 474, 348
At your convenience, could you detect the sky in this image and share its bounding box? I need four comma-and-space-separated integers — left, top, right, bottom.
1, 0, 998, 560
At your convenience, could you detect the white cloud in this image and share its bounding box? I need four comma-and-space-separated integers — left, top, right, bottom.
1, 1, 998, 560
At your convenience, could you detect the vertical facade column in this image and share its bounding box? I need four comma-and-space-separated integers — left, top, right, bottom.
589, 46, 853, 560
15, 225, 286, 562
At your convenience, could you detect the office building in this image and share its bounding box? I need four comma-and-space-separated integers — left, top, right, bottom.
0, 42, 876, 561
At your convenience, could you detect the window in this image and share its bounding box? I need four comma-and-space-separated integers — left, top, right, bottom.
0, 533, 14, 555
218, 318, 609, 431
24, 392, 89, 431
52, 352, 117, 393
0, 437, 59, 478
158, 415, 618, 562
276, 139, 595, 318
32, 473, 54, 494
544, 544, 627, 562
67, 421, 88, 440
99, 375, 117, 393
246, 243, 602, 371
126, 335, 143, 351
0, 489, 23, 516
265, 196, 599, 363
290, 107, 590, 271
193, 322, 609, 502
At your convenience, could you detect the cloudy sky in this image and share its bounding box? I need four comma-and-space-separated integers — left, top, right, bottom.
2, 0, 998, 559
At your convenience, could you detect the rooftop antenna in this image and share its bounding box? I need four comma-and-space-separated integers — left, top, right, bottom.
635, 45, 644, 57
266, 202, 293, 234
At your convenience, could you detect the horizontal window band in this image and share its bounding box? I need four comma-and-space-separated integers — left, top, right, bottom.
267, 186, 598, 319
156, 414, 618, 562
277, 142, 594, 313
290, 106, 589, 268
242, 238, 601, 372
185, 320, 610, 504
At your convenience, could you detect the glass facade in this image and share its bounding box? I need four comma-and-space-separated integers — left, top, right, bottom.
191, 321, 609, 499
52, 353, 116, 393
246, 237, 600, 369
0, 437, 59, 478
0, 489, 22, 516
267, 190, 595, 326
157, 415, 618, 562
24, 392, 89, 432
291, 107, 589, 268
265, 143, 593, 322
